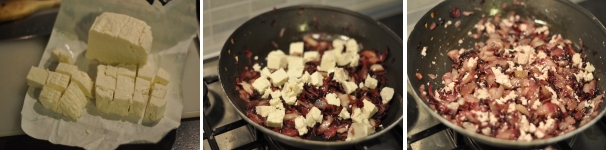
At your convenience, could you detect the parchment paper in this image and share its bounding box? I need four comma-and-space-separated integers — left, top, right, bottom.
20, 0, 198, 149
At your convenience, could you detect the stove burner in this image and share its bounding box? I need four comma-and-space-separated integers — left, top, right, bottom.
463, 135, 577, 150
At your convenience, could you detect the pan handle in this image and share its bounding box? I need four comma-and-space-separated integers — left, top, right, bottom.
203, 75, 219, 84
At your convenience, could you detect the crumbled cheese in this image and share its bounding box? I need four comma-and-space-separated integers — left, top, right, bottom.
253, 64, 262, 72
585, 63, 595, 72
421, 46, 427, 56
518, 130, 533, 141
475, 88, 489, 99
489, 112, 498, 125
325, 93, 341, 106
519, 116, 530, 132
545, 86, 559, 105
507, 103, 516, 113
481, 127, 491, 135
531, 100, 541, 109
520, 97, 528, 105
444, 82, 455, 92
491, 67, 512, 88
474, 110, 489, 126
537, 51, 547, 59
572, 53, 581, 67
339, 108, 350, 120
462, 122, 478, 132
467, 57, 478, 68
497, 91, 517, 104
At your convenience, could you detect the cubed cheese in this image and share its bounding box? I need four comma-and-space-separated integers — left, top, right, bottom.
286, 67, 304, 78
294, 116, 309, 135
318, 50, 336, 72
362, 99, 377, 118
129, 92, 148, 117
58, 82, 87, 120
585, 63, 595, 72
270, 68, 289, 87
71, 71, 94, 98
154, 67, 170, 85
86, 12, 152, 65
337, 52, 356, 66
281, 82, 302, 105
117, 64, 137, 79
252, 77, 271, 94
116, 75, 135, 93
266, 50, 287, 69
151, 83, 167, 99
111, 90, 132, 116
145, 96, 166, 121
346, 39, 359, 53
339, 108, 350, 119
105, 65, 118, 78
137, 63, 156, 81
310, 72, 324, 87
342, 81, 358, 94
55, 63, 78, 77
325, 93, 340, 106
351, 108, 367, 123
39, 86, 62, 113
95, 75, 116, 90
260, 67, 272, 78
256, 106, 274, 117
349, 54, 360, 67
303, 51, 320, 62
261, 88, 272, 99
135, 77, 151, 95
572, 53, 581, 67
51, 48, 74, 64
26, 66, 49, 88
380, 87, 395, 104
345, 123, 373, 141
299, 71, 311, 83
305, 107, 323, 127
46, 72, 70, 92
253, 64, 262, 72
95, 87, 114, 113
289, 42, 304, 56
332, 68, 348, 83
287, 56, 305, 69
364, 75, 378, 89
97, 65, 107, 78
332, 39, 345, 51
270, 90, 281, 99
266, 108, 285, 128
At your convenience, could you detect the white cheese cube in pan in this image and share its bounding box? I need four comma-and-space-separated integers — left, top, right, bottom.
380, 87, 395, 104
332, 68, 348, 83
137, 63, 156, 81
342, 81, 358, 94
145, 96, 166, 121
287, 67, 304, 78
299, 71, 311, 84
252, 77, 271, 94
261, 88, 272, 99
346, 39, 359, 53
325, 93, 341, 106
318, 50, 336, 72
287, 56, 305, 69
86, 12, 152, 65
294, 116, 309, 135
332, 39, 345, 52
253, 64, 262, 72
266, 108, 285, 128
111, 90, 133, 116
289, 42, 304, 56
256, 105, 274, 117
351, 108, 367, 124
55, 63, 78, 77
339, 108, 350, 120
281, 82, 302, 105
154, 67, 170, 86
266, 50, 287, 69
345, 123, 373, 141
71, 71, 94, 98
117, 64, 137, 79
337, 52, 357, 66
362, 99, 378, 118
129, 92, 148, 117
303, 51, 320, 62
105, 65, 118, 78
39, 86, 62, 113
58, 82, 87, 120
349, 54, 360, 67
260, 67, 272, 78
95, 87, 114, 113
305, 107, 323, 127
364, 75, 378, 89
151, 83, 168, 99
135, 77, 151, 95
96, 75, 116, 90
270, 68, 289, 87
51, 48, 74, 64
270, 90, 282, 99
116, 75, 135, 93
310, 72, 324, 87
26, 66, 49, 88
46, 72, 70, 92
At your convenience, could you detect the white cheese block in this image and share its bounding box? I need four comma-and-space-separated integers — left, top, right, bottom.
39, 86, 62, 113
325, 93, 340, 106
154, 67, 170, 86
86, 12, 152, 65
105, 65, 118, 78
364, 75, 378, 89
345, 123, 373, 141
269, 68, 289, 87
289, 42, 304, 56
129, 92, 148, 117
116, 75, 135, 93
318, 50, 336, 72
310, 72, 324, 87
26, 66, 49, 88
339, 108, 350, 119
95, 87, 114, 113
137, 63, 156, 81
46, 71, 69, 92
305, 107, 323, 127
117, 64, 137, 79
55, 63, 78, 77
294, 116, 309, 135
380, 87, 395, 104
342, 81, 358, 94
303, 51, 320, 62
95, 74, 116, 90
255, 106, 274, 117
252, 77, 271, 94
111, 90, 132, 116
362, 99, 377, 118
51, 48, 74, 64
345, 39, 359, 53
58, 82, 87, 120
266, 50, 287, 69
71, 70, 94, 98
266, 108, 285, 128
151, 83, 167, 99
145, 96, 166, 121
135, 77, 151, 95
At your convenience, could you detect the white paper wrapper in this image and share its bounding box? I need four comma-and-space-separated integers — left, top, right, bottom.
20, 0, 198, 149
